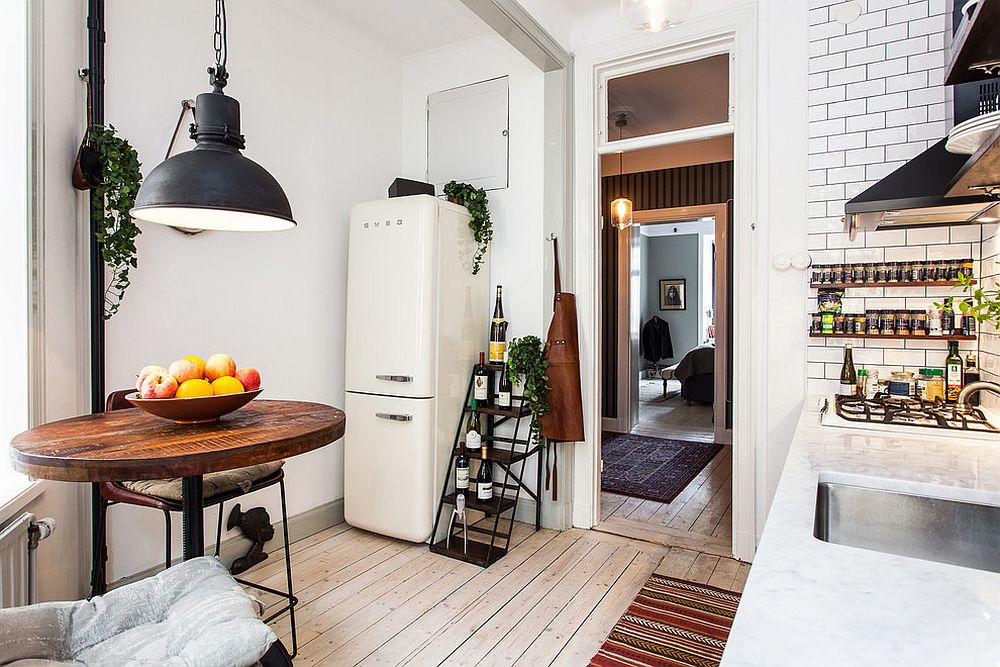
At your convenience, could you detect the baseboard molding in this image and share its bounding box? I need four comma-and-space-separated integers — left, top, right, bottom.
110, 498, 344, 589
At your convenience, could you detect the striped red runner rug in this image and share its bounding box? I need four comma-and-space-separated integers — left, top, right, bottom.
589, 574, 741, 667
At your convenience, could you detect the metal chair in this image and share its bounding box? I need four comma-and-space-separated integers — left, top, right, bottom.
89, 389, 299, 657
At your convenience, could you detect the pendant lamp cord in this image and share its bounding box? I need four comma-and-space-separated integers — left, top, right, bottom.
210, 0, 229, 92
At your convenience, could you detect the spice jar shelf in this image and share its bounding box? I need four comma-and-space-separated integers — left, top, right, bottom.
809, 333, 976, 341
809, 281, 974, 289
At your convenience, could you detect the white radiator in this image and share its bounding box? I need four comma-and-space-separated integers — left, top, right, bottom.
0, 513, 55, 608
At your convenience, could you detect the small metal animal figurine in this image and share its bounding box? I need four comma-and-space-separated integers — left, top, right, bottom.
227, 503, 275, 575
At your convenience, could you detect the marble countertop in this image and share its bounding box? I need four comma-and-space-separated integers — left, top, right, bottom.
721, 397, 1000, 667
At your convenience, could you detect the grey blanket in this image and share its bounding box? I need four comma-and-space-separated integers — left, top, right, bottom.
673, 344, 715, 385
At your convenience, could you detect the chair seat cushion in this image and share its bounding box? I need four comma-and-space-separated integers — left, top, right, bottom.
120, 461, 284, 502
0, 557, 274, 667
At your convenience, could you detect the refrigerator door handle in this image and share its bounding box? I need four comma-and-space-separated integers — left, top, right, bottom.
375, 374, 414, 383
375, 412, 414, 422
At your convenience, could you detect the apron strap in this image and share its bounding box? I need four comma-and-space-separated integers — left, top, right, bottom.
552, 238, 562, 310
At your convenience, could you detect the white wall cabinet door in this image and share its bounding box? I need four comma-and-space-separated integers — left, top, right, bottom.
427, 76, 509, 191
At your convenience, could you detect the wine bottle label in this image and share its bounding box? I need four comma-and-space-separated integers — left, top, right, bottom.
477, 483, 493, 501
467, 430, 481, 450
489, 342, 506, 363
498, 391, 511, 407
456, 468, 469, 489
474, 376, 488, 400
838, 382, 855, 396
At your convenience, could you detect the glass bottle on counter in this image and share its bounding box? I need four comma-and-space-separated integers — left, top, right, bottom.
940, 303, 954, 336
839, 345, 858, 397
964, 354, 980, 406
945, 341, 963, 402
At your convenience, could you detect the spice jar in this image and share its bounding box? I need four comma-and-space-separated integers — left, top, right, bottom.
831, 263, 845, 284
909, 261, 923, 282
896, 309, 912, 336
947, 259, 961, 281
852, 263, 865, 284
901, 261, 913, 283
811, 265, 823, 284
877, 261, 890, 283
864, 263, 878, 283
810, 313, 822, 334
934, 260, 948, 281
834, 313, 847, 334
854, 314, 866, 335
880, 310, 896, 335
918, 369, 945, 402
866, 310, 880, 335
913, 310, 927, 335
961, 258, 974, 280
887, 262, 900, 282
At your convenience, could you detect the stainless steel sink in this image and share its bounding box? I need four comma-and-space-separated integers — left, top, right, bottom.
814, 479, 1000, 573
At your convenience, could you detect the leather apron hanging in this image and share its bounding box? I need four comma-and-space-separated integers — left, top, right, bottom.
539, 238, 585, 500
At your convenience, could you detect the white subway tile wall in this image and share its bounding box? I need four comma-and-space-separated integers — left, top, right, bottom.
977, 225, 1000, 405
807, 0, 983, 396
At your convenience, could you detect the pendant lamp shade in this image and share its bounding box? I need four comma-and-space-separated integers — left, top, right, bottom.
610, 197, 633, 231
620, 0, 693, 32
131, 90, 295, 232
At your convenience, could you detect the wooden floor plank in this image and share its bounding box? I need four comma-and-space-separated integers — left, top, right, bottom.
511, 545, 640, 667
654, 547, 700, 578
549, 550, 662, 666
357, 528, 561, 666
685, 552, 721, 584
401, 530, 587, 666
707, 556, 740, 590
732, 562, 752, 593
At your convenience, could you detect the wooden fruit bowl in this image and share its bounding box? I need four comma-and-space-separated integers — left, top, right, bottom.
126, 389, 264, 424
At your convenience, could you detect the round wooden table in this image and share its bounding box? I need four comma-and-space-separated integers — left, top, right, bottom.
9, 399, 345, 584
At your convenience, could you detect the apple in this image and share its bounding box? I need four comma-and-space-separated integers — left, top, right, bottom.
205, 353, 237, 381
136, 365, 168, 391
234, 367, 261, 392
168, 359, 202, 384
139, 371, 179, 399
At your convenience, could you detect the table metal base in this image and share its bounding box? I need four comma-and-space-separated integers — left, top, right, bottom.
181, 475, 205, 560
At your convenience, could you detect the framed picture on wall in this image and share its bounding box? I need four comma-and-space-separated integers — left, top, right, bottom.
659, 279, 686, 311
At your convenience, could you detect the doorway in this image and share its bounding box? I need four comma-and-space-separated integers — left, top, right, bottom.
593, 55, 736, 556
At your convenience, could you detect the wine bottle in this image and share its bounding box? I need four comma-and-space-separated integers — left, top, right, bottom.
465, 401, 482, 493
497, 360, 512, 408
838, 344, 857, 396
456, 441, 470, 491
489, 286, 508, 364
473, 352, 489, 402
945, 341, 963, 402
964, 353, 980, 406
476, 442, 493, 501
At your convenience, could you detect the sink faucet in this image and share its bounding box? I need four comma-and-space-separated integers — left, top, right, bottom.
956, 381, 1000, 414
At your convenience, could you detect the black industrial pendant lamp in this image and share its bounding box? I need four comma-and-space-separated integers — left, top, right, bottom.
131, 0, 295, 232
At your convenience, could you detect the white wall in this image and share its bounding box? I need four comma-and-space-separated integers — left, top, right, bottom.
569, 0, 809, 547
401, 35, 547, 342
101, 0, 402, 580
805, 0, 978, 393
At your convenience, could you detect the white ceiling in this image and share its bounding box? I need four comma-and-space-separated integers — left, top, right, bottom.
316, 0, 491, 58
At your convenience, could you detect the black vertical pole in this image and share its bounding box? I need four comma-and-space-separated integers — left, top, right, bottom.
87, 0, 108, 598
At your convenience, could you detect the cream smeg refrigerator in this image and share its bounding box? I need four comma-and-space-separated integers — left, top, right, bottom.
344, 194, 488, 542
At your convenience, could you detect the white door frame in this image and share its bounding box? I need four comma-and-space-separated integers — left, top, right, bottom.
572, 5, 762, 562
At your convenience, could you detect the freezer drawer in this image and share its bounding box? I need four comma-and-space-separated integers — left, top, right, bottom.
343, 392, 437, 542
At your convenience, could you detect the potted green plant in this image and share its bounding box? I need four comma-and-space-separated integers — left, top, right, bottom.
443, 180, 492, 275
506, 335, 550, 445
90, 125, 143, 319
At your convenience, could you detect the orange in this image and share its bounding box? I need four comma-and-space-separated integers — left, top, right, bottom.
176, 378, 213, 398
211, 376, 245, 395
183, 355, 206, 377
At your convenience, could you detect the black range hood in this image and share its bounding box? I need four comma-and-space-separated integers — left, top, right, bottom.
844, 138, 1000, 240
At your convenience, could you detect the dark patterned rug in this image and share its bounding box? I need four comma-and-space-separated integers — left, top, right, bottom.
601, 433, 723, 504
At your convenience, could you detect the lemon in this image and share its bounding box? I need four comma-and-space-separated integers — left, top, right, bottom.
176, 378, 213, 398
211, 376, 245, 395
183, 355, 206, 377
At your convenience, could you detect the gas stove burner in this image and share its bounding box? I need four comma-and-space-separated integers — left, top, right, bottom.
834, 395, 998, 433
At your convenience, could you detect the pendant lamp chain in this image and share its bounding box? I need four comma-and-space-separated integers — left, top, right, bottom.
211, 0, 229, 91
610, 113, 634, 231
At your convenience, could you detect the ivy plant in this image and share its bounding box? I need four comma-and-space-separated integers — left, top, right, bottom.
444, 180, 492, 275
507, 335, 550, 445
90, 125, 142, 320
